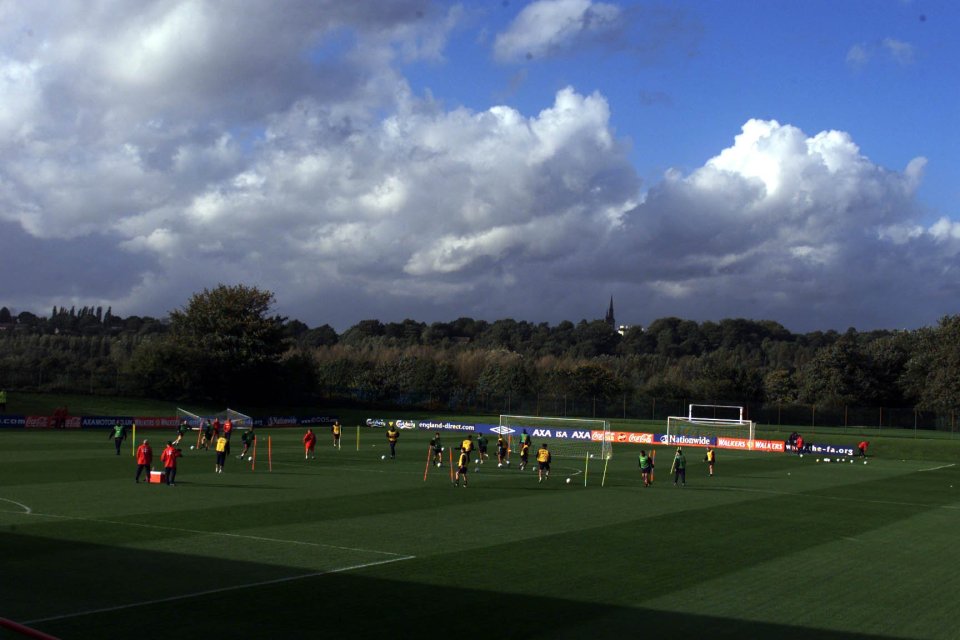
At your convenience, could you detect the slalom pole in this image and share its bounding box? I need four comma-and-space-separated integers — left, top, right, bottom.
601, 450, 611, 487
448, 447, 454, 482
252, 437, 257, 472
268, 436, 273, 472
423, 444, 432, 482
131, 423, 136, 457
650, 449, 656, 484
584, 452, 589, 487
356, 425, 360, 452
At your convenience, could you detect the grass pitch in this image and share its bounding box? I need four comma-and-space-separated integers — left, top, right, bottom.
2, 427, 959, 639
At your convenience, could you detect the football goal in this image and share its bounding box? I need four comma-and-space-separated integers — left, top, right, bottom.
498, 415, 612, 461
666, 404, 755, 441
215, 408, 253, 430
175, 407, 204, 429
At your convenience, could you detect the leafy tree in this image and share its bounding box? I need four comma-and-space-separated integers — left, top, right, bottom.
164, 284, 287, 402
903, 317, 960, 411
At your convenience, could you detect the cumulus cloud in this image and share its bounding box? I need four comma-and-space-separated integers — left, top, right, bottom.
0, 2, 954, 332
603, 119, 950, 329
882, 37, 915, 65
847, 38, 915, 69
493, 0, 622, 61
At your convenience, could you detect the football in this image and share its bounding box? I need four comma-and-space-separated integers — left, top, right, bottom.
566, 478, 571, 484
381, 455, 386, 460
497, 463, 502, 468
247, 456, 252, 462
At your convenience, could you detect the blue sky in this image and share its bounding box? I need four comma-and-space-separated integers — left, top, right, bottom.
0, 0, 957, 333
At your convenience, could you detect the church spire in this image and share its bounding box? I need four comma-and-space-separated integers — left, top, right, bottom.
605, 296, 615, 329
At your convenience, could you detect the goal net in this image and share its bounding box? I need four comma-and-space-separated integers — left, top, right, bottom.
498, 415, 612, 461
667, 404, 754, 441
215, 408, 253, 430
175, 407, 204, 429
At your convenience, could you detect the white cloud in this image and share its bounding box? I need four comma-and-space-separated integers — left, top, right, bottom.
493, 0, 622, 62
882, 37, 915, 65
0, 2, 955, 333
846, 43, 870, 68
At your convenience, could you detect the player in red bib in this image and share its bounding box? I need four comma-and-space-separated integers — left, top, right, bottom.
303, 428, 317, 459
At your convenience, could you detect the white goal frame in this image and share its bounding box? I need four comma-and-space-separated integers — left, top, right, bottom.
498, 414, 612, 461
176, 407, 204, 429
668, 404, 754, 441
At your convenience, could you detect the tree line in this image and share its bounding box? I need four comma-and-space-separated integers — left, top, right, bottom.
1, 287, 958, 420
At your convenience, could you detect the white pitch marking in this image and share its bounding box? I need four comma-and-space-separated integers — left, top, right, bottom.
918, 463, 956, 472
23, 554, 415, 625
14, 511, 408, 558
0, 498, 32, 514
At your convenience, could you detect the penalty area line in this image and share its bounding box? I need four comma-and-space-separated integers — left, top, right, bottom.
919, 463, 956, 472
0, 498, 32, 514
17, 510, 408, 558
23, 554, 415, 626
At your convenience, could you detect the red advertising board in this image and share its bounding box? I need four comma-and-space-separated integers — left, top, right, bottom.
591, 430, 656, 444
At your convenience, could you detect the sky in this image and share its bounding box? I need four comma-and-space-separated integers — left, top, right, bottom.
0, 0, 957, 333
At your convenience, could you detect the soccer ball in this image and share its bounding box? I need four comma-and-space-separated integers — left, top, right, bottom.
381, 455, 386, 460
247, 456, 252, 462
800, 454, 803, 458
849, 459, 853, 464
190, 445, 195, 450
475, 459, 479, 464
436, 462, 441, 468
505, 460, 510, 465
498, 463, 502, 468
589, 454, 594, 458
566, 478, 571, 484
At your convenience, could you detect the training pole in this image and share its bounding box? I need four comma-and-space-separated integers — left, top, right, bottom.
251, 437, 257, 471
356, 425, 360, 451
131, 423, 136, 457
423, 444, 433, 481
448, 447, 454, 482
650, 449, 656, 484
268, 436, 273, 472
584, 452, 589, 487
601, 450, 611, 487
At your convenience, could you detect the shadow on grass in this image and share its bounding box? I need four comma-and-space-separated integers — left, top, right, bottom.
0, 530, 888, 640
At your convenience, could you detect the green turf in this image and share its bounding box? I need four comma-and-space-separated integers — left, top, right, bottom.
2, 427, 959, 639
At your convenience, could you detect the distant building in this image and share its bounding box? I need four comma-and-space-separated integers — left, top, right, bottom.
617, 325, 630, 336
604, 296, 615, 329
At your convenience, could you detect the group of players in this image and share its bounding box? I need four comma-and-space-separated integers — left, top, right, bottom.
420, 430, 552, 487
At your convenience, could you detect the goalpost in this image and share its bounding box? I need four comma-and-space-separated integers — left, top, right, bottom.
176, 407, 204, 428
498, 415, 612, 461
215, 408, 253, 430
666, 404, 755, 441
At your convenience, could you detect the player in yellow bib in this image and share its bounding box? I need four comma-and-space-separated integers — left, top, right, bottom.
536, 443, 551, 483
454, 448, 470, 487
332, 421, 341, 449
